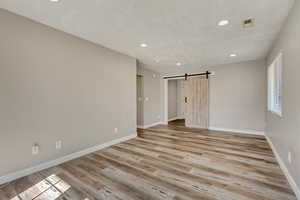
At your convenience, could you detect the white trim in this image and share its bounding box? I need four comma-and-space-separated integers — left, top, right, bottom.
137, 121, 162, 129
168, 117, 179, 122
266, 136, 300, 199
0, 133, 137, 185
187, 125, 207, 129
209, 127, 265, 136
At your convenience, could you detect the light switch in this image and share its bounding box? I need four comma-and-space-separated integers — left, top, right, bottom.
288, 151, 292, 164
32, 144, 39, 155
56, 140, 62, 149
114, 128, 118, 133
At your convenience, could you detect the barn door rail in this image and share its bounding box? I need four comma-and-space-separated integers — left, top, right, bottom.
163, 71, 211, 80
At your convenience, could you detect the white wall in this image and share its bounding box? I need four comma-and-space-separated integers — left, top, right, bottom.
0, 9, 137, 178
266, 0, 300, 193
159, 60, 267, 133
208, 60, 267, 133
168, 80, 178, 120
137, 65, 162, 127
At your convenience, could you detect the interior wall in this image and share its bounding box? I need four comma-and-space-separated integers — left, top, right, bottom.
0, 9, 137, 178
266, 0, 300, 189
208, 60, 267, 133
158, 59, 267, 131
168, 80, 178, 120
137, 65, 162, 126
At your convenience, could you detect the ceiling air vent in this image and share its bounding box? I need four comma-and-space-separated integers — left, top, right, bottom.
243, 18, 254, 28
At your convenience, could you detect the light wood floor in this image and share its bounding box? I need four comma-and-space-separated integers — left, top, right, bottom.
0, 120, 296, 200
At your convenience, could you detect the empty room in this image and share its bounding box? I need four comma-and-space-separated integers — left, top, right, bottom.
0, 0, 299, 200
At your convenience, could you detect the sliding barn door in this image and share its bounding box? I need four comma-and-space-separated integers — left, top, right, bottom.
185, 76, 209, 129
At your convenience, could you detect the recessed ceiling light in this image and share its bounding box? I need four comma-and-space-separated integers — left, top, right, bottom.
230, 53, 237, 57
218, 20, 229, 26
140, 43, 148, 48
176, 62, 182, 66
50, 0, 60, 2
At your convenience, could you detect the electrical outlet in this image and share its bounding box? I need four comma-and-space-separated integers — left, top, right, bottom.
32, 144, 39, 155
288, 151, 292, 164
56, 140, 62, 149
114, 128, 118, 133
145, 97, 149, 101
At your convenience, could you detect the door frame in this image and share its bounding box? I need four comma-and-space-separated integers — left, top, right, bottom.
163, 77, 185, 125
137, 75, 144, 128
163, 72, 214, 126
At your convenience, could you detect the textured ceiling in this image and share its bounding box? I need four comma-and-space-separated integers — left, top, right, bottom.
0, 0, 294, 75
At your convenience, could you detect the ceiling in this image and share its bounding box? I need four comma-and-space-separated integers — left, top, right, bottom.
0, 0, 295, 75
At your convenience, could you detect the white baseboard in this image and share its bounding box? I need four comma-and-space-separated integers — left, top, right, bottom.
187, 125, 207, 129
0, 133, 137, 185
168, 117, 179, 122
209, 126, 265, 136
266, 136, 300, 199
137, 121, 162, 129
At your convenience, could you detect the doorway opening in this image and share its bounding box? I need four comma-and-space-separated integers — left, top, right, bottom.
136, 75, 144, 128
164, 75, 209, 129
167, 79, 186, 126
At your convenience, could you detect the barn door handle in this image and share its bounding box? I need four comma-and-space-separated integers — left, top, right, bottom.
185, 97, 188, 103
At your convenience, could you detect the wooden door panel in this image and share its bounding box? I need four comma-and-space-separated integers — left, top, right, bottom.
185, 76, 209, 129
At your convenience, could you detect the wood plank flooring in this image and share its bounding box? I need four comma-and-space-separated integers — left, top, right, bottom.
0, 120, 296, 200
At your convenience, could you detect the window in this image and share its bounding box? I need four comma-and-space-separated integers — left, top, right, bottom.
268, 52, 282, 116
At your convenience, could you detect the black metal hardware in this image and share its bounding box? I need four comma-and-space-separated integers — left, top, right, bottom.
164, 71, 212, 80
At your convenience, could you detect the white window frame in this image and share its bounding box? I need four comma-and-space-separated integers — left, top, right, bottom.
268, 52, 283, 117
